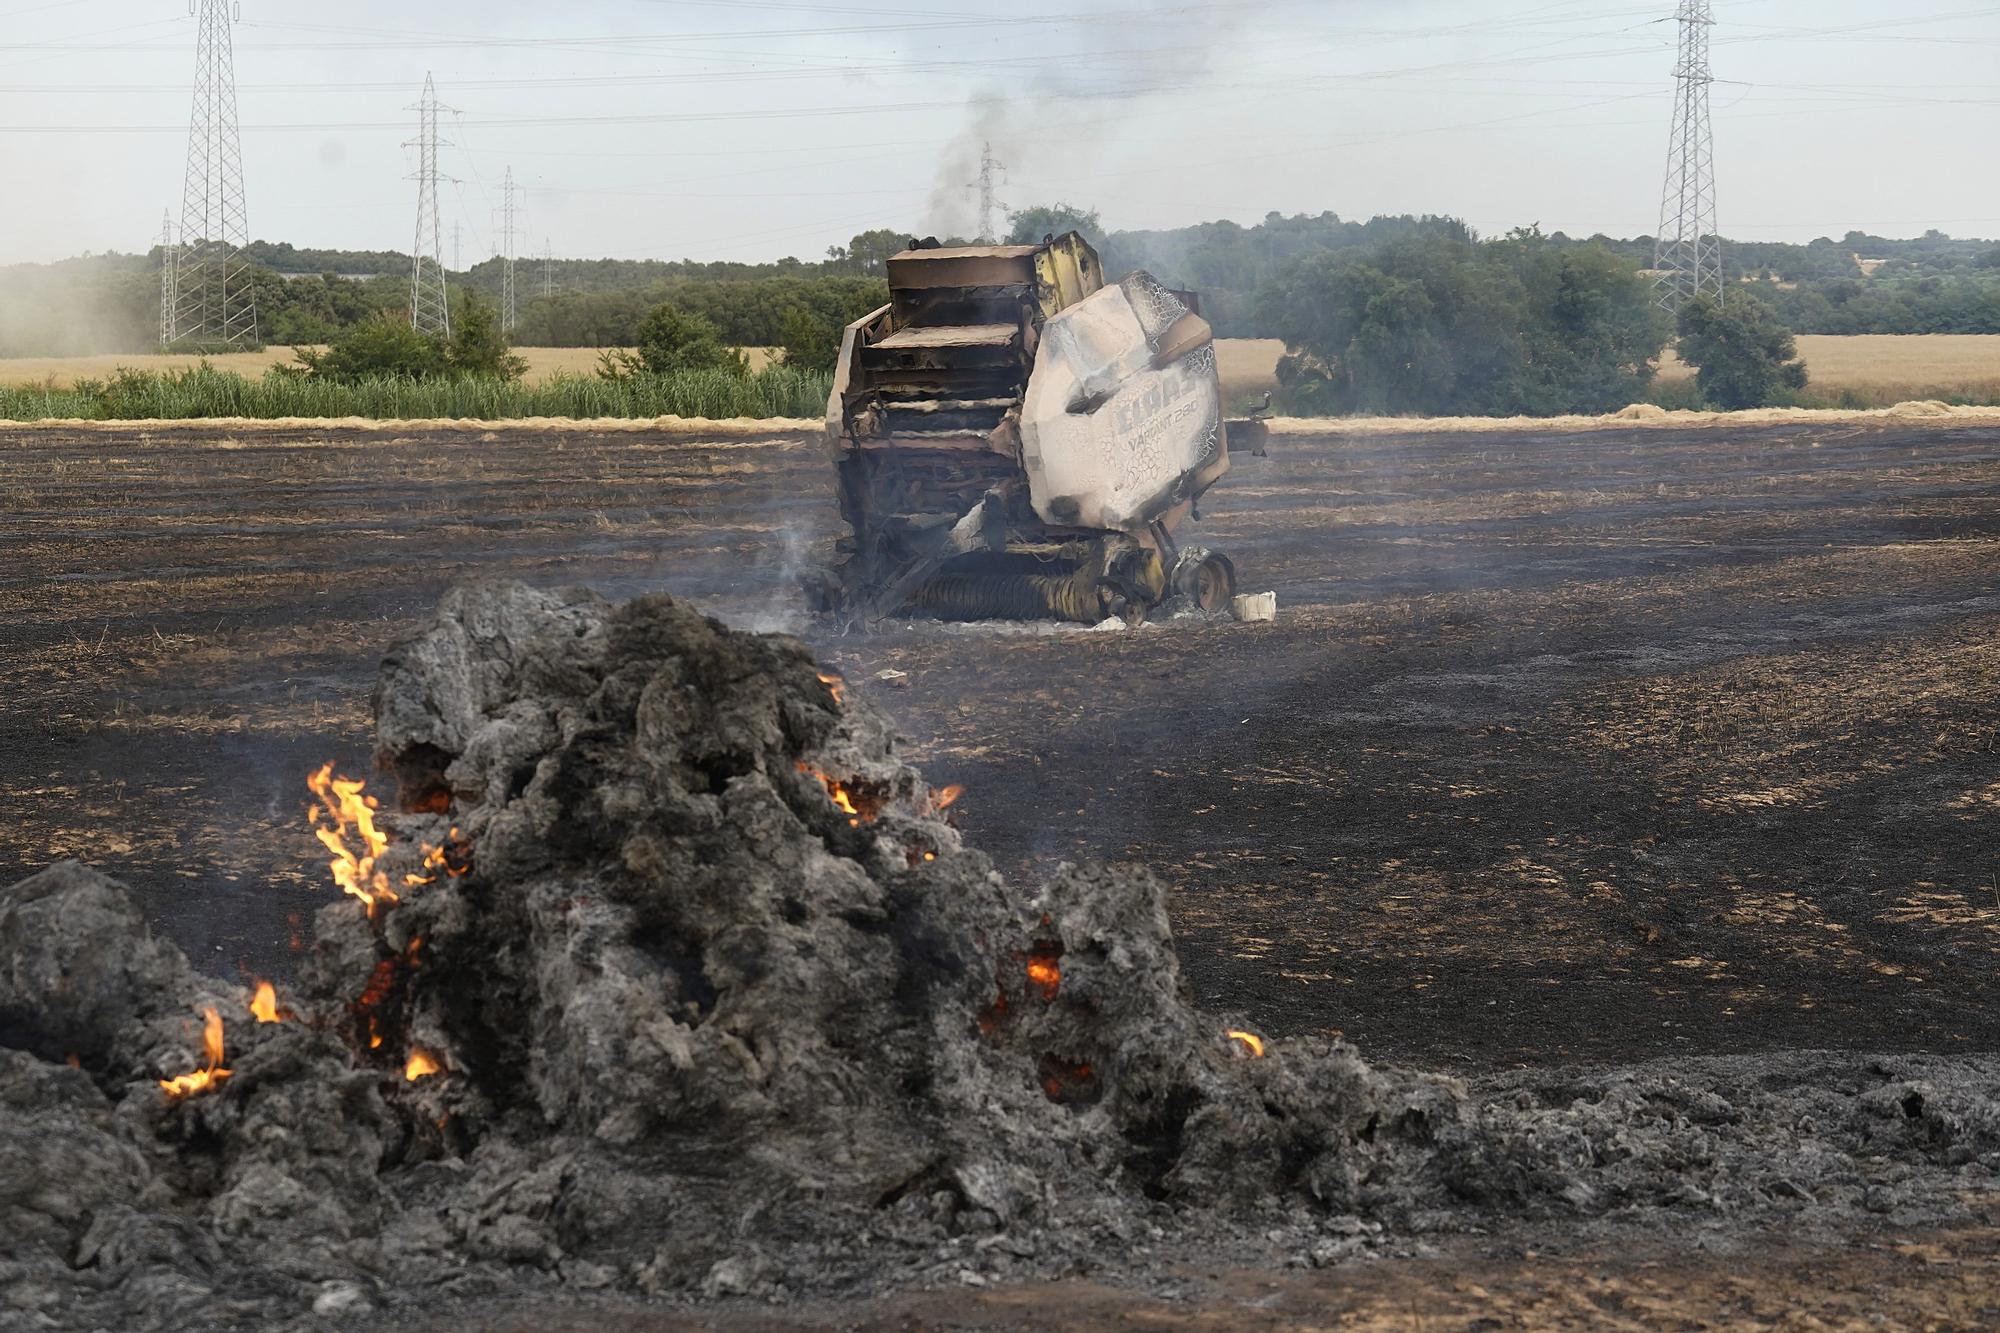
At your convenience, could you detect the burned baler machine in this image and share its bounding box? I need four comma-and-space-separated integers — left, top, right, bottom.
820, 232, 1260, 627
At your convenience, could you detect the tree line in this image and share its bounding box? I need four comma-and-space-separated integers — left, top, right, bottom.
5, 214, 1995, 362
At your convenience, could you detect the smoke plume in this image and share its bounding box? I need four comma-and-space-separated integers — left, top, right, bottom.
924, 4, 1259, 239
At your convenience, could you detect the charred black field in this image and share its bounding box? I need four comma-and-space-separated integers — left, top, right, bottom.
3, 414, 2000, 1325
5, 415, 1998, 1070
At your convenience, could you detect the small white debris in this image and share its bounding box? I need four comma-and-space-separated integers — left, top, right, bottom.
702, 1256, 760, 1298
1232, 591, 1277, 623
312, 1282, 370, 1316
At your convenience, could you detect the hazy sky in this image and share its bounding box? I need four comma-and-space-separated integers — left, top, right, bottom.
2, 0, 1997, 265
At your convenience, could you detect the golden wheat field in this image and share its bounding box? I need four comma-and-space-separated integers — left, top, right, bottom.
0, 346, 779, 389
1657, 334, 2000, 392
3, 337, 1996, 407
1210, 335, 2000, 407
1202, 335, 2000, 401
0, 343, 1255, 391
1205, 336, 2000, 404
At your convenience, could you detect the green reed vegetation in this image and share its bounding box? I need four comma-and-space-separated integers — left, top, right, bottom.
0, 362, 833, 423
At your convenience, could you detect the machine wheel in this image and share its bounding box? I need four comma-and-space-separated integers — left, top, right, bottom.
1172, 549, 1237, 615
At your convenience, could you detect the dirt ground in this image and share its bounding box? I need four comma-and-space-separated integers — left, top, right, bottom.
393, 1226, 2000, 1330
4, 414, 1999, 1320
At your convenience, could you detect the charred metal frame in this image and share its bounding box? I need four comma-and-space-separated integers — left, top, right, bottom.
821, 234, 1255, 628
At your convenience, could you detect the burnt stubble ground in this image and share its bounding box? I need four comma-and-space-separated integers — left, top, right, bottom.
4, 415, 1999, 1322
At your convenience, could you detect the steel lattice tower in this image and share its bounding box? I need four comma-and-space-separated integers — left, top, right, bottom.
171, 0, 257, 348
407, 74, 453, 338
157, 210, 180, 347
1653, 0, 1722, 314
543, 239, 556, 300
499, 167, 520, 333
971, 141, 1005, 243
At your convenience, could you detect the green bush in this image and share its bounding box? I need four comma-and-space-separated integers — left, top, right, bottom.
618, 305, 746, 377
291, 293, 525, 383
444, 295, 528, 381
293, 314, 444, 381
0, 363, 832, 422
1674, 293, 1809, 410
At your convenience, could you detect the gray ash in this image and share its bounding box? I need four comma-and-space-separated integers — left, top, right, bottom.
4, 581, 1998, 1329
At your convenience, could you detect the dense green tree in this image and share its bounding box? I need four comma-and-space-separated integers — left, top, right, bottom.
1256, 222, 1668, 417
245, 241, 408, 277
1005, 203, 1103, 246
1493, 229, 1671, 414
1107, 212, 1482, 336
445, 292, 528, 381
513, 275, 886, 352
1673, 293, 1809, 410
827, 229, 909, 275
264, 307, 339, 346
777, 308, 843, 374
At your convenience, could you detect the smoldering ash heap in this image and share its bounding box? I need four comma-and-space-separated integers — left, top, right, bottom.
5, 582, 2000, 1329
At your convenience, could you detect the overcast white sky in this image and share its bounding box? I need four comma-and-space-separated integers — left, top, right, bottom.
2, 0, 1996, 265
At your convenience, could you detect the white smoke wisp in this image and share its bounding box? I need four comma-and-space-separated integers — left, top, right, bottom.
733, 520, 818, 636
921, 4, 1261, 239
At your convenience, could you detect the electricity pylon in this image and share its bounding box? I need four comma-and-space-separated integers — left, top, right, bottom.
157, 210, 180, 347
172, 0, 257, 348
970, 141, 1005, 243
407, 73, 453, 338
498, 167, 521, 333
543, 238, 556, 300
1653, 0, 1723, 314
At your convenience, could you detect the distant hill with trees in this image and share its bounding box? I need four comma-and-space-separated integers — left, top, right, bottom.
2, 214, 1995, 358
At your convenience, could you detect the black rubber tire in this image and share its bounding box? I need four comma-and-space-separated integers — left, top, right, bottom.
1178, 551, 1237, 614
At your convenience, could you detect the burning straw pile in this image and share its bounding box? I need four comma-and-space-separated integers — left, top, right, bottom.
5, 582, 1999, 1328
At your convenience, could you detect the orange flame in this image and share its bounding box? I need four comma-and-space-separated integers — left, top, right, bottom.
402, 830, 470, 888
817, 670, 846, 706
159, 1007, 230, 1101
405, 1050, 442, 1081
355, 955, 400, 1051
1039, 1056, 1095, 1102
308, 763, 398, 914
797, 762, 869, 827
932, 785, 965, 812
1226, 1030, 1266, 1058
250, 981, 282, 1024
1026, 956, 1061, 1001
405, 844, 447, 887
